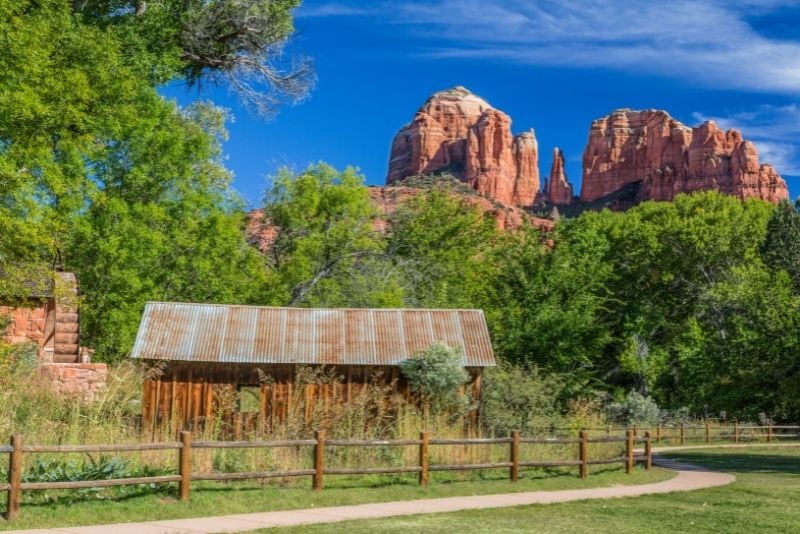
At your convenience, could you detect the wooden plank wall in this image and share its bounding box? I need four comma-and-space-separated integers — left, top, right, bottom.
142, 362, 484, 434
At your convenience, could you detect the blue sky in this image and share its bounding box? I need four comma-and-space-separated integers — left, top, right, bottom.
161, 0, 800, 207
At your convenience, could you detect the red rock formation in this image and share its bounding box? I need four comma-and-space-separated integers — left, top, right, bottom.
582, 109, 788, 203
245, 209, 279, 253
547, 148, 573, 205
387, 87, 539, 207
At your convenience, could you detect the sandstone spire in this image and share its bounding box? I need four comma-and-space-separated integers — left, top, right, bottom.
387, 87, 539, 207
547, 147, 573, 205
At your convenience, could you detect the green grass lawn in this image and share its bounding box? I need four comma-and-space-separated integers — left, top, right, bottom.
269, 446, 800, 533
0, 465, 671, 531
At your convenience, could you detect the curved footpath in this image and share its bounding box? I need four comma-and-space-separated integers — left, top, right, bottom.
4, 449, 746, 534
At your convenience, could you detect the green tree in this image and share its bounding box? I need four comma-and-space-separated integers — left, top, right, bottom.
489, 223, 615, 389
760, 200, 800, 292
259, 164, 402, 307
489, 191, 786, 416
1, 1, 308, 357
675, 264, 800, 419
387, 190, 500, 309
73, 0, 313, 115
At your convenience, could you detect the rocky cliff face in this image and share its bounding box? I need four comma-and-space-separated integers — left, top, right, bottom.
546, 148, 574, 206
387, 87, 539, 207
582, 109, 788, 203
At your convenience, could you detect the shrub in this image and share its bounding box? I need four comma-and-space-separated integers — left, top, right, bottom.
607, 391, 660, 426
400, 343, 469, 413
480, 363, 564, 436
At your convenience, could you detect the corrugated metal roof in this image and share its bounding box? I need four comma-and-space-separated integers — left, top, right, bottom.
131, 302, 496, 367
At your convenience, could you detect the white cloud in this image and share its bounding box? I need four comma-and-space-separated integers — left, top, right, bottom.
303, 0, 800, 95
296, 3, 377, 17
693, 105, 800, 175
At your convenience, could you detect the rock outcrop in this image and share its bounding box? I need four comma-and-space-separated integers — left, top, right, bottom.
546, 148, 573, 205
582, 109, 788, 203
387, 87, 539, 207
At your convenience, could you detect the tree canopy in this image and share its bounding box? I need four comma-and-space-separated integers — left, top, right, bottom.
0, 0, 307, 358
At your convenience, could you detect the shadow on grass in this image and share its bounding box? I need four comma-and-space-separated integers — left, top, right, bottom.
661, 450, 800, 475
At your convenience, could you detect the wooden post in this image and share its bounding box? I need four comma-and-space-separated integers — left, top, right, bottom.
767, 424, 773, 443
679, 423, 685, 445
579, 430, 588, 480
6, 435, 21, 520
656, 423, 662, 443
734, 422, 739, 443
705, 420, 711, 444
510, 430, 520, 482
418, 431, 429, 487
644, 431, 652, 470
179, 431, 191, 502
313, 430, 325, 491
633, 424, 638, 437
625, 429, 634, 474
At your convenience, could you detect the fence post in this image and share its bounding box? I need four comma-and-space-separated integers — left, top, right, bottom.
633, 424, 637, 437
644, 431, 652, 470
656, 423, 662, 443
6, 435, 21, 520
679, 423, 685, 445
313, 430, 325, 491
625, 429, 634, 474
734, 422, 739, 443
705, 420, 711, 444
578, 430, 588, 480
418, 431, 429, 487
767, 424, 773, 443
510, 430, 520, 482
179, 431, 191, 502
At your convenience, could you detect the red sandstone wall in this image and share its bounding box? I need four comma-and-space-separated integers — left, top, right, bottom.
39, 363, 107, 401
0, 301, 50, 346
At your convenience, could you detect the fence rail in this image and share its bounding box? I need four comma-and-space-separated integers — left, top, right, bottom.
1, 429, 644, 520
566, 423, 800, 445
3, 424, 798, 521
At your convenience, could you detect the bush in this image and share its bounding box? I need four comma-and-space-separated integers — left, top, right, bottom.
400, 343, 469, 412
607, 391, 660, 426
480, 363, 564, 436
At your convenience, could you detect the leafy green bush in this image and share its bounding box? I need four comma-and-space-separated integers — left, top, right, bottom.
400, 343, 469, 412
607, 391, 660, 426
480, 363, 565, 436
18, 456, 171, 504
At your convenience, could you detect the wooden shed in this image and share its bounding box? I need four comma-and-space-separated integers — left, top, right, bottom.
131, 302, 496, 431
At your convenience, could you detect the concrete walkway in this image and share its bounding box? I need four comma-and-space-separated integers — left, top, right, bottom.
3, 455, 736, 534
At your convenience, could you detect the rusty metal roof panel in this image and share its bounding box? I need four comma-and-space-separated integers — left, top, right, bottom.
131, 302, 496, 367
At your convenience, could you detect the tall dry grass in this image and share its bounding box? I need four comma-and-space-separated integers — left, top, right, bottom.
1, 363, 629, 480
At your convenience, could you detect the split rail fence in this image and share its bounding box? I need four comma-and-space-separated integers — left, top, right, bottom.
3, 424, 799, 521
1, 430, 649, 520
569, 423, 800, 445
